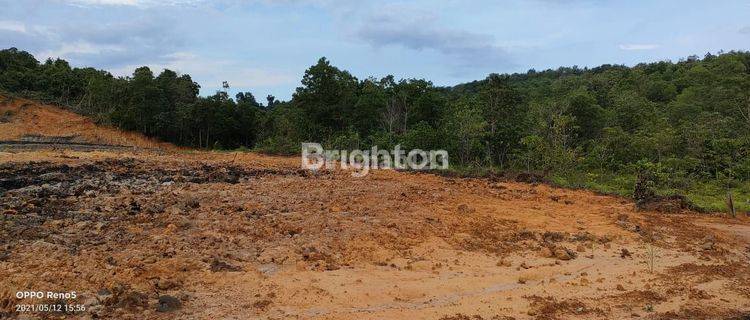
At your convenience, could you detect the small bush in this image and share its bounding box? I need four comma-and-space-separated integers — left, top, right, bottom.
255, 136, 298, 155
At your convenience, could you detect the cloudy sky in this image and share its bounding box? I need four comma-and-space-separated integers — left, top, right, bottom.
1, 0, 749, 99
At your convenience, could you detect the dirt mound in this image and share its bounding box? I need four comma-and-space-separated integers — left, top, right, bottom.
0, 95, 171, 149
636, 194, 698, 213
633, 172, 700, 213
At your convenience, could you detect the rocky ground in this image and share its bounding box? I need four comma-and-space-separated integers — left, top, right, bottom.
0, 149, 749, 320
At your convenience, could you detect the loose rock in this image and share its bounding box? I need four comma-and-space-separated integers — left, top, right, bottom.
156, 295, 182, 312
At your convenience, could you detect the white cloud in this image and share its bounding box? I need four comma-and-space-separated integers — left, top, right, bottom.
69, 0, 139, 5
38, 41, 125, 58
110, 52, 295, 89
62, 0, 203, 8
618, 44, 660, 51
740, 26, 750, 34
0, 20, 27, 33
4, 17, 188, 68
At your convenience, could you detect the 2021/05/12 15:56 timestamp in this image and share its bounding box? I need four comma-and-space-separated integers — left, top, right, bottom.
15, 303, 86, 313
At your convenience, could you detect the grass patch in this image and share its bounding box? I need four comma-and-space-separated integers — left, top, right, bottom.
551, 171, 635, 197
444, 166, 749, 214
553, 171, 750, 213
677, 181, 750, 213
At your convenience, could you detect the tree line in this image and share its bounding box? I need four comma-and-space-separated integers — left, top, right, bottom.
2, 47, 750, 187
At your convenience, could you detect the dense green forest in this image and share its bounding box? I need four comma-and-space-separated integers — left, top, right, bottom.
1, 47, 749, 211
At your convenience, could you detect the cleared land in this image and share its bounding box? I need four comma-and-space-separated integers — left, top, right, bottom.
1, 98, 749, 319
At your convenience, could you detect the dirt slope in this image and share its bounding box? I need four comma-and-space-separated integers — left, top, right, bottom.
0, 98, 749, 319
0, 95, 171, 149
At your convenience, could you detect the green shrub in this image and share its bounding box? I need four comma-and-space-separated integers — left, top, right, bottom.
325, 127, 362, 150
255, 136, 298, 155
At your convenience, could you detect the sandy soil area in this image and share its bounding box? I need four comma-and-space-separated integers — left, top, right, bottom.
0, 149, 749, 320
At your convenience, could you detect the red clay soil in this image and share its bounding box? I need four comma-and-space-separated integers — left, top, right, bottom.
0, 98, 749, 319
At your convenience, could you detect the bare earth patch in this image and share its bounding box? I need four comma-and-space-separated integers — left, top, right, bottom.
0, 148, 749, 319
